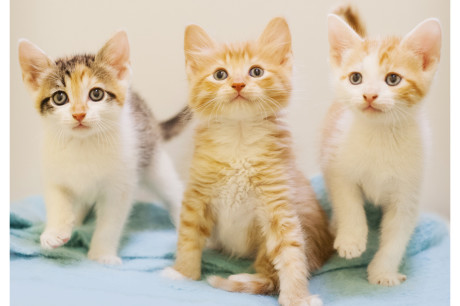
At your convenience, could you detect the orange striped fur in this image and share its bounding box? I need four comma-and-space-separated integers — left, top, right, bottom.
171, 18, 333, 305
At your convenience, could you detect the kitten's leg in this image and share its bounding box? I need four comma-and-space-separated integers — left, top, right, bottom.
162, 184, 213, 280
367, 198, 418, 286
258, 184, 320, 306
87, 188, 133, 265
40, 186, 75, 249
144, 147, 183, 227
73, 203, 92, 227
326, 172, 368, 259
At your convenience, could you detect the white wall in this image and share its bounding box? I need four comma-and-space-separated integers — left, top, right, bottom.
10, 0, 450, 219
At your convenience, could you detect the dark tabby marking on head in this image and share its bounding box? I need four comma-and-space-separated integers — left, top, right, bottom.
160, 106, 192, 141
105, 91, 117, 102
40, 97, 54, 115
55, 54, 95, 71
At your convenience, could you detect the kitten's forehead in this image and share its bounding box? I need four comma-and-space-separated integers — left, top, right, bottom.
344, 36, 420, 73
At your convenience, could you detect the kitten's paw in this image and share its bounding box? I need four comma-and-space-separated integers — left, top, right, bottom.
333, 233, 366, 259
306, 296, 324, 306
40, 228, 71, 250
161, 267, 188, 280
279, 294, 323, 306
87, 252, 122, 265
368, 270, 407, 286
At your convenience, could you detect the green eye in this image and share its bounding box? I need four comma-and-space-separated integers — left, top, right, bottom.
213, 69, 228, 81
52, 91, 68, 105
249, 67, 264, 78
385, 73, 402, 86
349, 72, 362, 85
89, 88, 105, 101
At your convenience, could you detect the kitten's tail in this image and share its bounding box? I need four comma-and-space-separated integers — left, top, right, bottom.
332, 3, 367, 37
207, 274, 276, 295
159, 106, 193, 141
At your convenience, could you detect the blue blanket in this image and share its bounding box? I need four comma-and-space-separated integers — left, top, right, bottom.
10, 176, 450, 305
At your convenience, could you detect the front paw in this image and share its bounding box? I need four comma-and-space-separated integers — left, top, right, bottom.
333, 232, 367, 259
367, 261, 406, 286
87, 251, 122, 265
161, 267, 189, 280
40, 228, 72, 250
279, 294, 323, 306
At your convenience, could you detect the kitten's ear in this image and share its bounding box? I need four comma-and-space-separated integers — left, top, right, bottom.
328, 14, 363, 66
96, 30, 131, 80
401, 18, 442, 71
257, 17, 292, 65
18, 39, 53, 91
184, 24, 216, 70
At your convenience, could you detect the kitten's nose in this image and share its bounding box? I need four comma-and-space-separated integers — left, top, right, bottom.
72, 113, 86, 122
232, 82, 246, 93
363, 94, 378, 104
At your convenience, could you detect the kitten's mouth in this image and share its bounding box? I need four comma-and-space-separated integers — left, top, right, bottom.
362, 105, 383, 113
73, 123, 90, 130
231, 94, 248, 102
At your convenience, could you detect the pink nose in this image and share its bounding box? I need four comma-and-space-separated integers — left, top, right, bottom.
232, 82, 246, 93
72, 113, 86, 122
363, 94, 378, 104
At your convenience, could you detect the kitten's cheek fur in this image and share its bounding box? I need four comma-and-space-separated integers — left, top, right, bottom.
161, 267, 189, 280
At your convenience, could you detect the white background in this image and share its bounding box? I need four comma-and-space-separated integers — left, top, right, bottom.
10, 0, 450, 219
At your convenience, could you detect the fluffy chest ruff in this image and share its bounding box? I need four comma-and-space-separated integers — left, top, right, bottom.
196, 119, 286, 258
336, 114, 425, 205
42, 116, 138, 203
210, 159, 261, 258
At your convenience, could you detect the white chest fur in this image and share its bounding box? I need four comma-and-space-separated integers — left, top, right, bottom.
337, 112, 425, 205
42, 111, 138, 204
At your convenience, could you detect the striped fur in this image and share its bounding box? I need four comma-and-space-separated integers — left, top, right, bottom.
167, 18, 333, 306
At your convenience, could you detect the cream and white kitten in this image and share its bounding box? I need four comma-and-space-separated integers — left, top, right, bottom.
18, 31, 191, 264
321, 6, 442, 286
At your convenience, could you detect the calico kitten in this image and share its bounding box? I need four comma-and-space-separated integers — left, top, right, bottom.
162, 18, 333, 306
321, 5, 442, 285
18, 31, 191, 264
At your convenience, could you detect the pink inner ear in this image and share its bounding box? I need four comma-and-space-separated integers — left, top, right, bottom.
97, 31, 130, 80
401, 19, 442, 71
327, 14, 362, 66
18, 40, 52, 90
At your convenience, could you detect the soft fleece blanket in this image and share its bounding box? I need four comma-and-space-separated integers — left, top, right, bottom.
10, 176, 450, 305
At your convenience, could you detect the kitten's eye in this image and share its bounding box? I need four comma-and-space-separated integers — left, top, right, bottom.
213, 69, 228, 81
249, 67, 264, 78
385, 73, 402, 86
349, 72, 362, 85
52, 91, 69, 105
89, 88, 105, 101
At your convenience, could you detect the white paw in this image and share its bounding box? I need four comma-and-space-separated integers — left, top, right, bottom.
87, 252, 122, 265
307, 296, 323, 306
333, 232, 367, 259
161, 267, 188, 280
40, 228, 71, 250
279, 294, 323, 306
368, 270, 407, 286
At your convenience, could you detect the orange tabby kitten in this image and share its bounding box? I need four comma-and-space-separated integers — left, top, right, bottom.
162, 18, 333, 306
